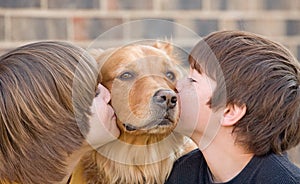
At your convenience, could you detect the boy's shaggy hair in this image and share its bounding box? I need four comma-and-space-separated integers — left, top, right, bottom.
189, 30, 300, 155
0, 41, 98, 183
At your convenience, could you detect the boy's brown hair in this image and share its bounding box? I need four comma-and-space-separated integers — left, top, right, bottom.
0, 41, 98, 183
189, 30, 300, 156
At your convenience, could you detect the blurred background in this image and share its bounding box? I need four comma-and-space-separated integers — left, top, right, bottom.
0, 0, 299, 165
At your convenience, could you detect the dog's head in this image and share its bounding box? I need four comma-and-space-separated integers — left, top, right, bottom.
91, 42, 182, 137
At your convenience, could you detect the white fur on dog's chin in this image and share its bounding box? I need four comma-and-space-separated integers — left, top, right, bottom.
97, 132, 186, 165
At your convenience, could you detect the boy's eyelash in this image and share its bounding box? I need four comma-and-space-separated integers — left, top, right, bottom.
188, 78, 197, 82
95, 88, 100, 97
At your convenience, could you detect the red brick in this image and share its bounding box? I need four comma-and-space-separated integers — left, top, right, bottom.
73, 17, 123, 41
262, 0, 293, 10
127, 19, 175, 39
0, 0, 40, 8
286, 20, 300, 36
10, 17, 67, 41
48, 0, 100, 9
161, 0, 202, 10
107, 0, 153, 10
0, 16, 4, 41
211, 0, 248, 10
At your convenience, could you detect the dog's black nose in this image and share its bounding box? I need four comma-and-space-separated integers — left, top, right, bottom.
153, 89, 177, 109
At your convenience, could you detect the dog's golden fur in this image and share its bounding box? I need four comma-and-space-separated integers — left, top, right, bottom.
71, 42, 195, 184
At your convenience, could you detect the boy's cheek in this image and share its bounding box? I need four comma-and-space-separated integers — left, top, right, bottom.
175, 86, 200, 136
175, 78, 186, 92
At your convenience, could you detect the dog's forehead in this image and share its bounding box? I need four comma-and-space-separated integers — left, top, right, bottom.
141, 45, 170, 57
119, 45, 171, 59
102, 45, 177, 73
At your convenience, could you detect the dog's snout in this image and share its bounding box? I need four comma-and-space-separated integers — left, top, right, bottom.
153, 89, 177, 109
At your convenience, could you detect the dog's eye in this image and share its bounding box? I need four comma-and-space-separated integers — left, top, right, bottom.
119, 72, 134, 80
166, 71, 176, 81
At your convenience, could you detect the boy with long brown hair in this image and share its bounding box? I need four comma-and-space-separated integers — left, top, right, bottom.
0, 41, 119, 184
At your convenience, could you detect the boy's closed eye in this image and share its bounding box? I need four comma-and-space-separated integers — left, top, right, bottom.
95, 86, 100, 97
188, 78, 197, 83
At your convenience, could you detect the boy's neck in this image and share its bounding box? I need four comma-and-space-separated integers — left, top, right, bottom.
201, 127, 254, 182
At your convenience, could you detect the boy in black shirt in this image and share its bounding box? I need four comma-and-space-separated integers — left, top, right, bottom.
166, 30, 300, 183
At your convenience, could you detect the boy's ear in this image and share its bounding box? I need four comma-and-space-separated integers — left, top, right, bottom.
153, 41, 173, 55
221, 104, 246, 126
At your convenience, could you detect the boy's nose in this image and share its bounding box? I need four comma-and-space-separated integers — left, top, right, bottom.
97, 84, 111, 103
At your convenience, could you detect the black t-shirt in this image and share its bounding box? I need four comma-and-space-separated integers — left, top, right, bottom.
165, 149, 300, 184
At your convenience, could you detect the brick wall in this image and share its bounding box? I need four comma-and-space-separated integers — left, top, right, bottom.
0, 0, 300, 57
0, 0, 300, 165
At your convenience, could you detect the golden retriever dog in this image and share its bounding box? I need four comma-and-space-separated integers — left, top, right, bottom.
70, 41, 195, 184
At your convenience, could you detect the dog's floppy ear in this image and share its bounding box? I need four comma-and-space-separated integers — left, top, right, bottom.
88, 48, 112, 65
153, 41, 173, 55
88, 48, 105, 62
88, 47, 117, 73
